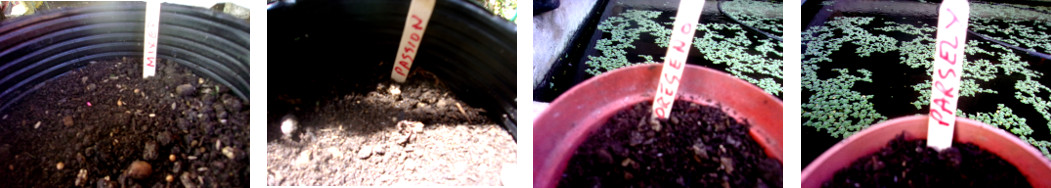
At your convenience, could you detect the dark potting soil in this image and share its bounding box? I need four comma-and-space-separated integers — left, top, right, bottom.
823, 134, 1031, 188
0, 58, 248, 187
559, 100, 782, 188
266, 70, 516, 185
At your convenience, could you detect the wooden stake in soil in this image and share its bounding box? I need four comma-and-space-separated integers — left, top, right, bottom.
651, 0, 706, 120
390, 0, 436, 83
926, 0, 969, 150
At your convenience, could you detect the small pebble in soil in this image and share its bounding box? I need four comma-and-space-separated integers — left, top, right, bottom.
56, 162, 64, 170
720, 157, 734, 174
281, 114, 297, 137
222, 146, 236, 160
180, 172, 196, 188
144, 141, 159, 160
358, 146, 372, 159
294, 150, 312, 167
374, 146, 386, 155
389, 85, 401, 95
97, 177, 116, 188
34, 121, 40, 129
175, 84, 196, 97
171, 161, 182, 173
75, 169, 88, 186
327, 147, 343, 158
156, 131, 172, 146
170, 154, 177, 162
166, 174, 174, 182
127, 161, 152, 179
647, 116, 661, 132
223, 97, 243, 112
63, 116, 74, 126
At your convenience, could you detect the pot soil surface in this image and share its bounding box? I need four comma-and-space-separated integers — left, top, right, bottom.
824, 134, 1031, 187
0, 58, 249, 187
559, 100, 782, 187
265, 70, 516, 186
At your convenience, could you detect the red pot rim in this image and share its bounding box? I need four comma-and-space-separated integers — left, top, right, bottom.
801, 115, 1051, 187
533, 64, 783, 188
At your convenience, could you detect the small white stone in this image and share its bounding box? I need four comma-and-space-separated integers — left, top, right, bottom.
281, 114, 297, 136
389, 85, 401, 95
357, 146, 372, 159
34, 121, 40, 129
148, 114, 156, 118
221, 147, 236, 160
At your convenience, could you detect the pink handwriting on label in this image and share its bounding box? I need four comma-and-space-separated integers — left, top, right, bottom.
391, 0, 435, 83
927, 0, 969, 150
651, 0, 706, 119
142, 1, 160, 78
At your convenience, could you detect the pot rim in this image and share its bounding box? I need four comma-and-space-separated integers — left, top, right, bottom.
801, 115, 1051, 187
533, 63, 782, 188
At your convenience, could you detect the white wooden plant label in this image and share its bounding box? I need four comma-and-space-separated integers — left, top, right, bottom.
391, 0, 436, 83
651, 0, 705, 119
927, 0, 969, 150
142, 1, 160, 78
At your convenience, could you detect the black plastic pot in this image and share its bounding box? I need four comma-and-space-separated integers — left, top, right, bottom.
268, 0, 517, 139
0, 2, 250, 111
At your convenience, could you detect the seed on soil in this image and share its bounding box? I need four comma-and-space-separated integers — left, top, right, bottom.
56, 162, 64, 170
127, 161, 152, 179
170, 154, 176, 162
33, 121, 40, 129
62, 116, 74, 126
166, 174, 174, 182
175, 84, 196, 97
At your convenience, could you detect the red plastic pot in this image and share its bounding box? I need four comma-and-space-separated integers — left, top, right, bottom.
801, 115, 1051, 187
533, 64, 783, 188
